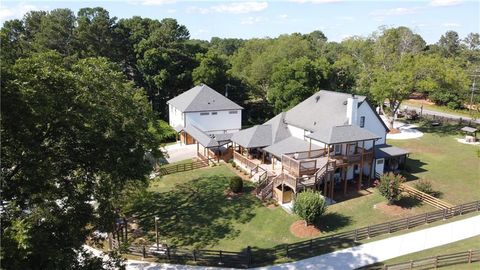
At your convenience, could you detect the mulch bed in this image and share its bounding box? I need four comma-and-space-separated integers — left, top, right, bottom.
388, 128, 401, 134
290, 220, 322, 238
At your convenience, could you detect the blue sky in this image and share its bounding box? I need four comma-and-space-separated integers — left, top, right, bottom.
1, 0, 478, 43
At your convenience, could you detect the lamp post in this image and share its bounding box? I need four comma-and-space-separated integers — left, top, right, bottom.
154, 216, 159, 250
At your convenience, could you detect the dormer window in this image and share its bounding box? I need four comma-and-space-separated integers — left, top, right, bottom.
360, 116, 365, 128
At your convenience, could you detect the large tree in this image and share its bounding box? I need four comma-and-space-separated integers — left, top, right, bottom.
1, 51, 162, 269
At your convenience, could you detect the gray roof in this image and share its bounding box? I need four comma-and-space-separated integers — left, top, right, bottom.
265, 112, 291, 144
167, 84, 243, 112
375, 144, 409, 159
263, 136, 323, 159
231, 125, 272, 148
183, 125, 219, 148
212, 133, 233, 142
284, 90, 366, 132
461, 126, 477, 133
231, 112, 291, 148
306, 125, 380, 144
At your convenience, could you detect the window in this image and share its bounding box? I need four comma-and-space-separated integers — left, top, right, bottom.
229, 111, 238, 114
376, 159, 384, 165
360, 116, 365, 128
200, 112, 209, 116
211, 112, 218, 115
334, 144, 342, 155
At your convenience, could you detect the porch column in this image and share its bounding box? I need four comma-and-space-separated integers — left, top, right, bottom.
343, 167, 347, 195
330, 174, 334, 200
196, 141, 199, 156
323, 178, 328, 197
358, 141, 365, 191
308, 138, 312, 158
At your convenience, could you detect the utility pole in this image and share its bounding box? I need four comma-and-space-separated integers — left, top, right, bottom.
469, 70, 480, 118
155, 216, 159, 250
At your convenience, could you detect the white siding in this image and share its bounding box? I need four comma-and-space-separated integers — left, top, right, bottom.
168, 104, 184, 129
356, 102, 387, 148
287, 124, 306, 140
185, 109, 241, 134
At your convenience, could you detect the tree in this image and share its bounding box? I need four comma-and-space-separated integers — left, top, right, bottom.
463, 33, 480, 51
74, 7, 120, 60
268, 57, 330, 113
376, 173, 405, 204
33, 9, 76, 55
438, 30, 461, 57
192, 49, 230, 90
293, 190, 327, 226
1, 51, 162, 269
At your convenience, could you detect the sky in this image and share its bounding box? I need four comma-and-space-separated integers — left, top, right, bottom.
1, 0, 479, 43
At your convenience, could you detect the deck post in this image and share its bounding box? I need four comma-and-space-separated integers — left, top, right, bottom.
308, 138, 312, 158
358, 141, 365, 191
343, 167, 347, 195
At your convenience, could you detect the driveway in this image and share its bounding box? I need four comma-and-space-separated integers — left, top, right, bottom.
161, 142, 197, 163
402, 104, 480, 124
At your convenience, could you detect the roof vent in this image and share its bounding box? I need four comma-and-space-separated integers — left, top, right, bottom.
315, 96, 320, 103
313, 121, 317, 125
343, 101, 348, 105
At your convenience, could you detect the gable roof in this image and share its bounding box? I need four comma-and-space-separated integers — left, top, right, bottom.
283, 90, 366, 132
167, 84, 243, 112
306, 125, 381, 144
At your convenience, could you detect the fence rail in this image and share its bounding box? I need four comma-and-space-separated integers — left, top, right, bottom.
382, 249, 480, 270
156, 160, 208, 176
121, 200, 480, 268
400, 184, 454, 210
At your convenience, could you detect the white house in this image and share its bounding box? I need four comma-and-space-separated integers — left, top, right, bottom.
167, 84, 243, 146
230, 90, 409, 203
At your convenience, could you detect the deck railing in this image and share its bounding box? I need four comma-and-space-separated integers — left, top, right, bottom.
233, 151, 257, 171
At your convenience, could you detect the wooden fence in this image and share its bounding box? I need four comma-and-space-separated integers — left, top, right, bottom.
123, 200, 480, 268
381, 249, 480, 270
417, 111, 480, 127
400, 184, 454, 210
157, 160, 208, 176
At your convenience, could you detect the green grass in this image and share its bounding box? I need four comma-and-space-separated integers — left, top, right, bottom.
382, 235, 480, 268
126, 164, 433, 253
389, 123, 480, 204
402, 100, 480, 119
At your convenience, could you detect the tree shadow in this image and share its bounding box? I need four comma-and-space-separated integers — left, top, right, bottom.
124, 175, 260, 248
314, 212, 352, 233
394, 195, 423, 209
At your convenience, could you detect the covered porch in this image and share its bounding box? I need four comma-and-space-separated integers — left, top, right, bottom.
374, 144, 410, 175
181, 125, 233, 164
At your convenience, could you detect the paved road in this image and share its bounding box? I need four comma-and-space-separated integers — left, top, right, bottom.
85, 214, 480, 270
402, 104, 480, 124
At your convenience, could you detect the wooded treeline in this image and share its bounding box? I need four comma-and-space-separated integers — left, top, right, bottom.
1, 7, 479, 270
2, 7, 479, 126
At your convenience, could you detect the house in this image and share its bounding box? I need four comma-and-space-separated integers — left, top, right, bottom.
230, 90, 409, 204
167, 84, 243, 161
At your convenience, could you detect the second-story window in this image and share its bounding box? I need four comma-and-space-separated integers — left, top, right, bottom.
200, 112, 209, 116
211, 112, 218, 115
229, 111, 238, 114
360, 116, 365, 128
334, 144, 342, 155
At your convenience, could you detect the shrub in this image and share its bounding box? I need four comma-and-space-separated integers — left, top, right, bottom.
414, 179, 441, 198
293, 190, 327, 226
377, 172, 406, 204
229, 176, 243, 193
231, 161, 237, 168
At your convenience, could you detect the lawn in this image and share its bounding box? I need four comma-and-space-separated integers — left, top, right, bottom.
382, 235, 480, 269
125, 164, 433, 253
388, 123, 480, 204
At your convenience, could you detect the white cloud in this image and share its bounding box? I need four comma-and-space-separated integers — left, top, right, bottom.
370, 7, 420, 17
241, 16, 266, 25
429, 0, 463, 7
166, 9, 176, 14
337, 16, 354, 21
279, 14, 289, 20
188, 2, 268, 15
442, 22, 461, 27
0, 3, 38, 22
290, 0, 342, 3
131, 0, 177, 5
